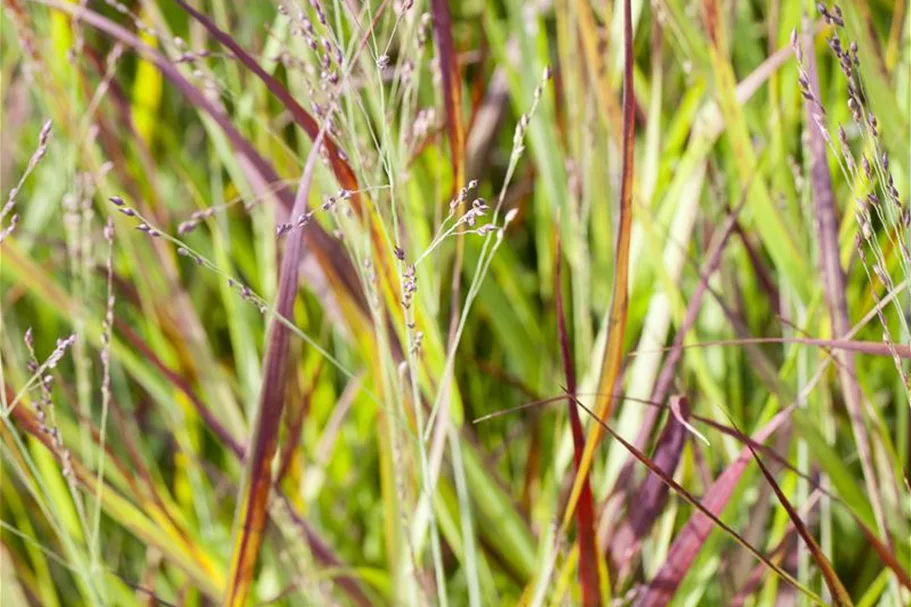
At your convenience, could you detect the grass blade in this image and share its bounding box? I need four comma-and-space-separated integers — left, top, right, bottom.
634, 403, 813, 606
607, 399, 689, 581
430, 0, 465, 187
556, 232, 602, 605
564, 398, 826, 606
733, 415, 855, 605
35, 0, 367, 316
800, 22, 891, 547
173, 0, 360, 195
223, 133, 325, 607
563, 0, 636, 533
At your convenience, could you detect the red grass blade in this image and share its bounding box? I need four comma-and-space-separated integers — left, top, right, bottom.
801, 20, 890, 549
563, 397, 826, 606
626, 197, 746, 459
116, 320, 245, 457
556, 232, 601, 605
172, 0, 360, 196
176, 0, 417, 362
223, 135, 324, 607
695, 412, 910, 590
430, 0, 471, 415
479, 390, 911, 592
276, 361, 323, 484
429, 0, 465, 187
607, 399, 689, 581
632, 403, 815, 606
5, 394, 223, 597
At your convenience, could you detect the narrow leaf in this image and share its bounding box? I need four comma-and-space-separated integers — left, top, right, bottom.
223, 134, 324, 607
563, 0, 636, 532
801, 20, 890, 545
37, 0, 367, 316
734, 417, 855, 606
634, 403, 818, 606
608, 399, 689, 580
430, 0, 465, 186
556, 232, 601, 605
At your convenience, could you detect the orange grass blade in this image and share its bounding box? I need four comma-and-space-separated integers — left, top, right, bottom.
562, 0, 636, 532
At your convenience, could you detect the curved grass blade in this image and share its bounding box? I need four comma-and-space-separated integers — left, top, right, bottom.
116, 320, 245, 457
0, 243, 375, 606
623, 195, 746, 463
172, 0, 361, 197
172, 0, 403, 328
8, 402, 224, 598
732, 416, 854, 606
688, 409, 909, 589
632, 403, 818, 607
277, 361, 323, 484
562, 398, 826, 606
223, 134, 325, 607
33, 0, 367, 317
174, 0, 427, 389
479, 389, 911, 591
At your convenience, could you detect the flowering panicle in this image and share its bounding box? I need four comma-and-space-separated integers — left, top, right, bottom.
802, 4, 911, 395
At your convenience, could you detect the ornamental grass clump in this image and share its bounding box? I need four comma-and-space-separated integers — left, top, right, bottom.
1, 1, 909, 606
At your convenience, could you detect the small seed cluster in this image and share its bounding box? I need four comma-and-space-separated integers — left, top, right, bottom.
275, 188, 352, 238
797, 4, 910, 392
24, 329, 77, 479
401, 263, 418, 311
511, 67, 552, 159
448, 180, 480, 211
1, 120, 52, 244
110, 196, 270, 315
278, 0, 350, 162
177, 207, 218, 235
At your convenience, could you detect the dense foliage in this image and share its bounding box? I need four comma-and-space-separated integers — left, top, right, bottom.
1, 0, 909, 605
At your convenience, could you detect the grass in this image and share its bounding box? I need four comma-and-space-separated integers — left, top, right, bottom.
0, 0, 909, 605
